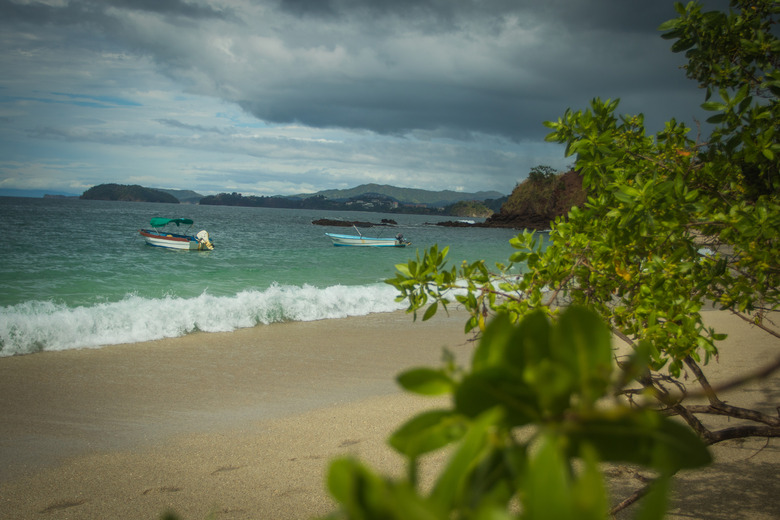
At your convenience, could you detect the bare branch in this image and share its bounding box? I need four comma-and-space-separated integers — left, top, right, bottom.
731, 309, 780, 340
684, 356, 721, 405
683, 403, 780, 427
705, 425, 780, 445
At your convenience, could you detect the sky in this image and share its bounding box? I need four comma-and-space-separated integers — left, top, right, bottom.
0, 0, 729, 198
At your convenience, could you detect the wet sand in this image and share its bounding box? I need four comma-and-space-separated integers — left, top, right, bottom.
0, 309, 778, 519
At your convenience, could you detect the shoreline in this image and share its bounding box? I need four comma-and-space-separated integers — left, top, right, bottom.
1, 309, 778, 519
0, 309, 474, 478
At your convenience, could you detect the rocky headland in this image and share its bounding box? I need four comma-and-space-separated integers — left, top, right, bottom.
437, 170, 585, 230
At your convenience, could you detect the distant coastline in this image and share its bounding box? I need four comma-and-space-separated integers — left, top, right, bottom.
2, 171, 585, 230
60, 182, 504, 219
43, 194, 79, 199
0, 189, 80, 198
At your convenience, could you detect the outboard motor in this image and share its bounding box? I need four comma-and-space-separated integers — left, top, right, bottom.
196, 230, 214, 250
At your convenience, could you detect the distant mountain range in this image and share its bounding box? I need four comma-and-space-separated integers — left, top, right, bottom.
0, 187, 204, 203
156, 188, 204, 204
0, 189, 80, 198
293, 184, 505, 206
5, 183, 506, 208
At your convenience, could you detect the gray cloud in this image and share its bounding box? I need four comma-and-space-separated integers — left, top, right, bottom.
0, 0, 730, 196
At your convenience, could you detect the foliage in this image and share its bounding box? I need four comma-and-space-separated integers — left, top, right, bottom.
328, 0, 779, 517
446, 200, 494, 218
387, 0, 779, 414
661, 0, 779, 199
321, 308, 711, 520
499, 167, 585, 220
526, 165, 558, 184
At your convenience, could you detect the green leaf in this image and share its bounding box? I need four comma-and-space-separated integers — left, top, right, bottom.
326, 457, 443, 519
389, 409, 466, 458
550, 306, 613, 408
397, 367, 454, 395
465, 315, 479, 333
657, 19, 680, 32
570, 444, 609, 520
613, 189, 637, 204
325, 457, 387, 517
706, 113, 726, 124
524, 434, 573, 520
422, 301, 438, 321
430, 408, 503, 510
394, 263, 412, 277
459, 447, 525, 514
565, 410, 711, 473
701, 101, 725, 112
527, 359, 574, 416
455, 368, 540, 426
471, 313, 514, 371
326, 458, 359, 506
505, 309, 551, 371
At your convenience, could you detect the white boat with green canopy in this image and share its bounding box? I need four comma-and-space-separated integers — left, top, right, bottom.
139, 218, 214, 250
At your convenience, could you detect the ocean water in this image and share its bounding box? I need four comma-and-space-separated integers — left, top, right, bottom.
0, 197, 528, 356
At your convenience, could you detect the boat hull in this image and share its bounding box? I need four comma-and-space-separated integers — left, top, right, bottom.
325, 233, 407, 247
140, 229, 211, 250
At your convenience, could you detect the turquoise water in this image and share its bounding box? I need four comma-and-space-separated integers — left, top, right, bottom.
0, 197, 527, 356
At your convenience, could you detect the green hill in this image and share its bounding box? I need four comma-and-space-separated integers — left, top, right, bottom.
294, 184, 505, 207
156, 188, 204, 204
79, 184, 205, 203
80, 184, 179, 203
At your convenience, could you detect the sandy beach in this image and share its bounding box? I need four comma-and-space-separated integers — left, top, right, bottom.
1, 309, 778, 519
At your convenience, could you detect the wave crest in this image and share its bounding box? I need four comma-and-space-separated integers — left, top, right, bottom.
0, 283, 404, 356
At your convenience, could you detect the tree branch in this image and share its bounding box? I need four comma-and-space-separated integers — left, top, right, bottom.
610, 481, 653, 517
684, 356, 721, 405
683, 403, 780, 427
705, 425, 780, 445
683, 352, 780, 398
731, 309, 780, 340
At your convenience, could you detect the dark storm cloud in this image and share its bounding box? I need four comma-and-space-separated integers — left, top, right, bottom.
0, 0, 735, 196
261, 1, 726, 138
234, 1, 699, 138
1, 0, 728, 141
0, 0, 228, 23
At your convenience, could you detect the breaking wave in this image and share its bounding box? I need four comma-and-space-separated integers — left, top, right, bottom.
0, 283, 405, 357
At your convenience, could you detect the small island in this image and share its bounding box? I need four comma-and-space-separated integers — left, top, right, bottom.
80, 184, 179, 203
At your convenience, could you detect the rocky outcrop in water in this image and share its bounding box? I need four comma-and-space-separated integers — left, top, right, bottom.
312, 218, 398, 228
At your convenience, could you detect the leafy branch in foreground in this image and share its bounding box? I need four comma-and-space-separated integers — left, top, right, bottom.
388, 0, 780, 451
320, 307, 711, 520
331, 0, 780, 518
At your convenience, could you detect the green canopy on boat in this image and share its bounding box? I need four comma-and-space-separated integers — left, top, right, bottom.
149, 218, 193, 227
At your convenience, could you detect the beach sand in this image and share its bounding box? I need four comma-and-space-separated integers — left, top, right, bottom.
0, 309, 778, 519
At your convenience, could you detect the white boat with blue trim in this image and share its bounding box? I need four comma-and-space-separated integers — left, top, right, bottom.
139, 218, 214, 250
325, 229, 409, 247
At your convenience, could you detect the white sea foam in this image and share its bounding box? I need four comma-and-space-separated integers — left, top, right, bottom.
0, 283, 405, 357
